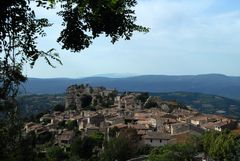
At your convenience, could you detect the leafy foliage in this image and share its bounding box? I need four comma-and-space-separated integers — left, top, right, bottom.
65, 120, 78, 130
148, 143, 196, 161
80, 94, 93, 108
202, 131, 240, 161
144, 101, 158, 109
35, 0, 149, 52
0, 0, 149, 160
0, 111, 37, 161
108, 126, 119, 138
46, 0, 149, 52
16, 94, 65, 117
1, 0, 147, 102
136, 92, 149, 103
0, 0, 61, 100
70, 133, 104, 160
148, 131, 240, 161
53, 104, 65, 112
100, 136, 133, 161
46, 146, 67, 161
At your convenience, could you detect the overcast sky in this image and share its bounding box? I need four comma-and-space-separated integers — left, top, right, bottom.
26, 0, 240, 78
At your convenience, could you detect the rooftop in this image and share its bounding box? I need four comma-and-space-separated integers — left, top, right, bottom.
143, 132, 171, 140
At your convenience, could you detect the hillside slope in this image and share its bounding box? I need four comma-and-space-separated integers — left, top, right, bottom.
22, 74, 240, 99
15, 92, 240, 118
151, 92, 240, 118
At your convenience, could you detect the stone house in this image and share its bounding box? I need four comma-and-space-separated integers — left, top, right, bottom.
214, 120, 237, 132
78, 113, 105, 131
85, 125, 100, 135
172, 108, 199, 122
56, 130, 75, 146
170, 122, 190, 135
142, 132, 172, 147
129, 124, 151, 136
136, 118, 157, 128
201, 122, 217, 131
105, 116, 125, 125
24, 122, 38, 133
78, 118, 88, 130
40, 114, 52, 124
190, 115, 208, 126
89, 113, 105, 127
100, 89, 116, 97
120, 94, 141, 109
24, 122, 47, 134
70, 115, 83, 125
156, 117, 177, 133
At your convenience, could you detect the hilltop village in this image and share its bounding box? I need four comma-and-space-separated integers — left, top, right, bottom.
24, 84, 240, 160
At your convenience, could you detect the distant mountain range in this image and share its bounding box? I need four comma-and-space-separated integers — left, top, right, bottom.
90, 73, 138, 78
22, 74, 240, 99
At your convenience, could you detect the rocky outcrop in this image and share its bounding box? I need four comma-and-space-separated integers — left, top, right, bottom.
144, 96, 186, 113
65, 85, 91, 109
65, 84, 117, 110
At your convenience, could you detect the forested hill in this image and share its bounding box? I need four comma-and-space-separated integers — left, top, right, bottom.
15, 92, 240, 118
151, 92, 240, 118
22, 74, 240, 99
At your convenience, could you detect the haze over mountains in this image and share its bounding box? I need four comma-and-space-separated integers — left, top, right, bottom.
23, 74, 240, 99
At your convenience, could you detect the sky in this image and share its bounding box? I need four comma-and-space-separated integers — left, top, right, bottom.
26, 0, 240, 78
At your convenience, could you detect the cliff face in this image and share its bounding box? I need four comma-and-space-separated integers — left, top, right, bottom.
65, 84, 187, 112
144, 96, 187, 112
65, 85, 91, 110
65, 84, 117, 110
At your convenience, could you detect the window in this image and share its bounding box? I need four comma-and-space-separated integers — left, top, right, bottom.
150, 139, 152, 143
159, 139, 162, 143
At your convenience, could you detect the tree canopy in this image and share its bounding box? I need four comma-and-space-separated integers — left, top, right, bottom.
0, 1, 148, 160
70, 132, 104, 160
148, 143, 196, 161
100, 136, 133, 161
0, 0, 149, 101
202, 130, 240, 161
148, 131, 240, 161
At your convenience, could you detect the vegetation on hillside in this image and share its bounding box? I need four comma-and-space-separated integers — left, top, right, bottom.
16, 94, 65, 117
152, 92, 240, 118
1, 112, 240, 161
149, 130, 240, 161
12, 91, 240, 119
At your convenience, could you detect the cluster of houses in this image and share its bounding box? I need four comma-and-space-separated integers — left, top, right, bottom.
24, 85, 239, 151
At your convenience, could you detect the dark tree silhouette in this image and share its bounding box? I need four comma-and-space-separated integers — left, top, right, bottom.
0, 1, 148, 160
0, 0, 61, 101
0, 0, 148, 101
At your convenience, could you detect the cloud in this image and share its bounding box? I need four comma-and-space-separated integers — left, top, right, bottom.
135, 0, 216, 28
134, 0, 240, 55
